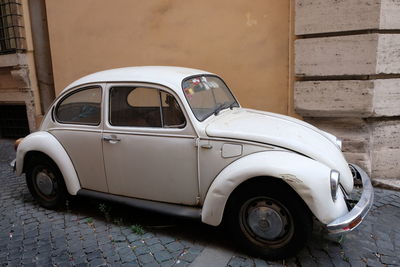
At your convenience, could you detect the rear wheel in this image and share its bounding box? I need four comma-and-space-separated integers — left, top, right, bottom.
226, 182, 312, 260
26, 156, 67, 209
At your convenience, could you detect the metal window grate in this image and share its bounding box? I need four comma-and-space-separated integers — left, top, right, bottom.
0, 0, 25, 54
0, 104, 30, 138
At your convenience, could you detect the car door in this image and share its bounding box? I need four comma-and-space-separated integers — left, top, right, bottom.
102, 83, 199, 205
50, 85, 109, 193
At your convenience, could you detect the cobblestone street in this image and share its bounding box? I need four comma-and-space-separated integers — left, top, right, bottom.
1, 139, 399, 266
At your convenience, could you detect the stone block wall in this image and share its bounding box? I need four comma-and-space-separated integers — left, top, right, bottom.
295, 0, 400, 183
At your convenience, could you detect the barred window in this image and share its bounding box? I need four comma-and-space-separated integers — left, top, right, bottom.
0, 0, 25, 54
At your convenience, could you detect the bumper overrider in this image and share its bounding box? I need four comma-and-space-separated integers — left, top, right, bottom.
326, 163, 374, 234
10, 159, 16, 171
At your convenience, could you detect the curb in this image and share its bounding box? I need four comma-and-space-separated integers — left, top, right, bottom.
373, 178, 400, 192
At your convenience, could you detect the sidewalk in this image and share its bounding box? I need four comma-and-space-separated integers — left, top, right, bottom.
0, 139, 399, 266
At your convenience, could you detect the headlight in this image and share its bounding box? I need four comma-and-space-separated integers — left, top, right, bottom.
330, 170, 340, 201
336, 138, 342, 150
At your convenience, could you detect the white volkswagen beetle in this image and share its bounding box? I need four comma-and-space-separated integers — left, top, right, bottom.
13, 66, 373, 259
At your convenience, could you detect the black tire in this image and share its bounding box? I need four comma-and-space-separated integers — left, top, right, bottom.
226, 182, 312, 260
26, 156, 67, 209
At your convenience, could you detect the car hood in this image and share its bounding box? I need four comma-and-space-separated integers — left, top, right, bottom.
205, 108, 353, 192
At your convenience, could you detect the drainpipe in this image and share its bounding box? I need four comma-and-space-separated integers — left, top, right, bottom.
28, 0, 55, 114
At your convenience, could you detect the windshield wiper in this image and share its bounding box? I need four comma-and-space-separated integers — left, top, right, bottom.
214, 101, 236, 115
228, 101, 238, 110
214, 103, 228, 115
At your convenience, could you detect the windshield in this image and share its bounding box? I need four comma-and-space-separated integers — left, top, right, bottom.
182, 75, 239, 121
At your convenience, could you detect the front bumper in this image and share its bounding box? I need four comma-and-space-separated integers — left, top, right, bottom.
10, 158, 16, 171
326, 163, 374, 234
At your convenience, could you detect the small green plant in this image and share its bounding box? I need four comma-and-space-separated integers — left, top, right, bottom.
113, 217, 123, 225
130, 224, 145, 235
98, 203, 111, 222
343, 255, 350, 262
86, 217, 93, 224
336, 234, 346, 246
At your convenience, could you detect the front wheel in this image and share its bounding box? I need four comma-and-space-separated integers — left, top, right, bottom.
26, 156, 67, 209
226, 183, 312, 260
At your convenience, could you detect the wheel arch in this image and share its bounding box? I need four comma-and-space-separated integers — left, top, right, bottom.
223, 176, 312, 222
201, 150, 349, 226
24, 150, 58, 173
16, 131, 81, 195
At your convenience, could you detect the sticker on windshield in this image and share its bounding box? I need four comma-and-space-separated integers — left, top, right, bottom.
184, 87, 194, 100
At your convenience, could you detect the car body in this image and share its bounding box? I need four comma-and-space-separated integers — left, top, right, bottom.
14, 66, 374, 259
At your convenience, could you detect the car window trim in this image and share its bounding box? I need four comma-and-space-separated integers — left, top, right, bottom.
108, 85, 187, 129
158, 91, 164, 128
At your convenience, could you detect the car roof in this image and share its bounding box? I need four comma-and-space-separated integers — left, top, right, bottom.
62, 66, 214, 93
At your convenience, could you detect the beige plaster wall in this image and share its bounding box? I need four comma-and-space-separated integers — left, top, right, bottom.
45, 0, 291, 114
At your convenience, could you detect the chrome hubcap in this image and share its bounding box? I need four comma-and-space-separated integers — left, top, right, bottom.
240, 197, 293, 246
35, 171, 54, 196
247, 205, 284, 240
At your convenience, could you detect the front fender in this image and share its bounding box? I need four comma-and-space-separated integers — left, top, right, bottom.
16, 131, 81, 195
201, 150, 348, 226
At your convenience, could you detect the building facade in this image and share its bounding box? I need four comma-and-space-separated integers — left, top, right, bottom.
0, 0, 399, 184
295, 0, 400, 186
0, 0, 54, 138
0, 0, 38, 138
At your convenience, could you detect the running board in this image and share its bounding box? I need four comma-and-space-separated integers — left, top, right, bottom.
77, 189, 202, 220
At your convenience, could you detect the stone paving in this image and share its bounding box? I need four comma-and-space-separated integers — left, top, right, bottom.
0, 138, 400, 266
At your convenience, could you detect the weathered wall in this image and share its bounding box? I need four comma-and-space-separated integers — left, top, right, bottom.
0, 56, 36, 132
295, 0, 400, 182
0, 0, 41, 133
44, 0, 291, 114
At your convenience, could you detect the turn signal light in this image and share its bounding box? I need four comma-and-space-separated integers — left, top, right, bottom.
14, 138, 23, 151
342, 216, 362, 231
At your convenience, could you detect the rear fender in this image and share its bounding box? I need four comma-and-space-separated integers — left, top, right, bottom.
201, 151, 348, 226
16, 131, 81, 195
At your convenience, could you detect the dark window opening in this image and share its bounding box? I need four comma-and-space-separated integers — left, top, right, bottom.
0, 104, 30, 138
0, 0, 25, 55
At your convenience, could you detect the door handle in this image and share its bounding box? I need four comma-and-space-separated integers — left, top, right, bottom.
200, 144, 213, 149
103, 135, 121, 144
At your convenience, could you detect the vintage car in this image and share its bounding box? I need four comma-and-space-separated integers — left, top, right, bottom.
13, 66, 374, 259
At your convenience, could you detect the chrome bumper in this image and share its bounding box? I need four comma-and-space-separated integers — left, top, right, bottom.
326, 163, 374, 234
10, 159, 16, 171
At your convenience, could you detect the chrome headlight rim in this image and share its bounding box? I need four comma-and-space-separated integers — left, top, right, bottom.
330, 170, 340, 202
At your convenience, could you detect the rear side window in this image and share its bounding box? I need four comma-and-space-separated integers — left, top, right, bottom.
55, 87, 102, 125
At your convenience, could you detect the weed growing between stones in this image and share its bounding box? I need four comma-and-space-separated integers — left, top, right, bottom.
130, 224, 145, 235
98, 203, 111, 222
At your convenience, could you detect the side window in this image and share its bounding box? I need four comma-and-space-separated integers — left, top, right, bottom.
55, 87, 101, 125
110, 87, 161, 127
109, 86, 185, 128
161, 91, 185, 128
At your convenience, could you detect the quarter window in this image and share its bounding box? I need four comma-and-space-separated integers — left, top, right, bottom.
55, 87, 101, 125
161, 91, 185, 128
109, 87, 185, 128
